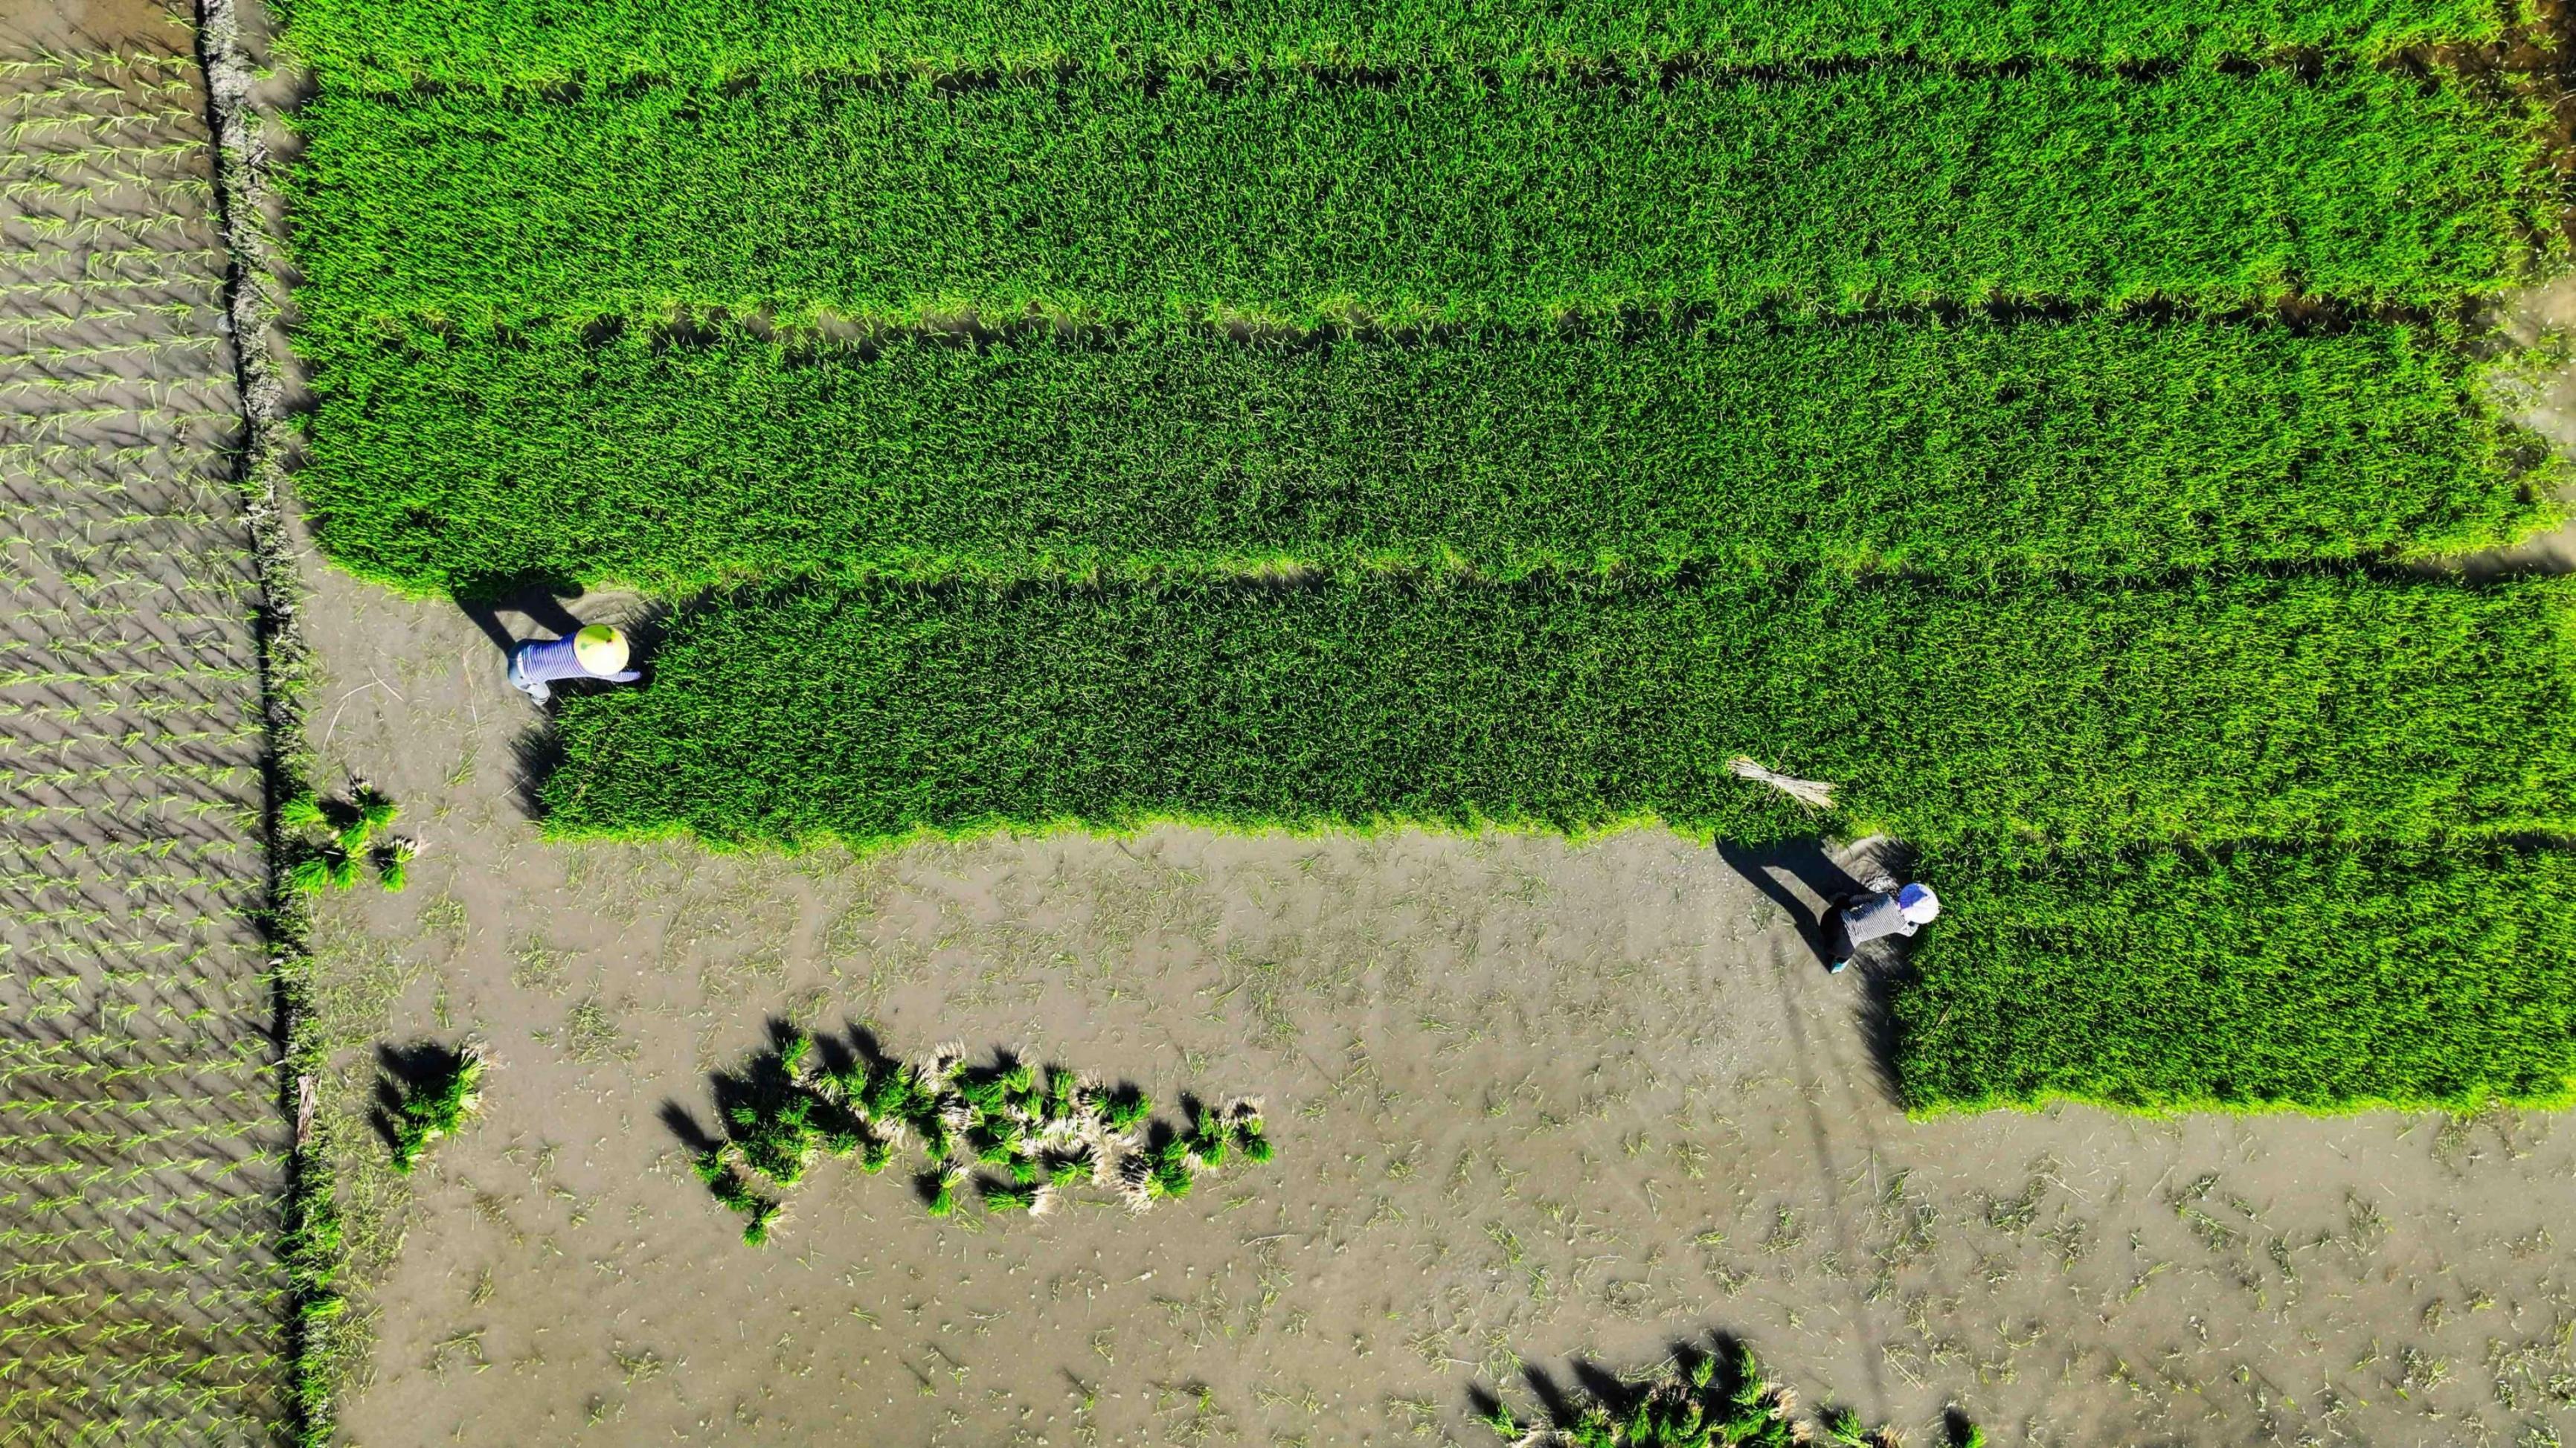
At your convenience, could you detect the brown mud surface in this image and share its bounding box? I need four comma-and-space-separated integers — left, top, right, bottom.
285, 561, 2576, 1448
0, 21, 289, 1443
0, 0, 189, 55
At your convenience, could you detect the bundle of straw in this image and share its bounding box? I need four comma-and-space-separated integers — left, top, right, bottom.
1727, 755, 1836, 811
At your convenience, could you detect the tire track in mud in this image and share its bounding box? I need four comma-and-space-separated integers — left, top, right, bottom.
0, 39, 288, 1444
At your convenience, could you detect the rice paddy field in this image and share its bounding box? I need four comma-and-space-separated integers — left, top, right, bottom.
0, 0, 289, 1441
9, 0, 2576, 1441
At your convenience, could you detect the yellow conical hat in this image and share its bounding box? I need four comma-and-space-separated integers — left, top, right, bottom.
573, 624, 629, 675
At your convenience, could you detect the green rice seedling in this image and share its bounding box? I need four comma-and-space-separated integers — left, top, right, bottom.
277, 793, 324, 834
322, 850, 361, 891
370, 837, 417, 892
970, 1124, 1018, 1168
333, 785, 396, 854
272, 0, 2503, 92
861, 1059, 926, 1122
1092, 1084, 1152, 1134
382, 1046, 483, 1174
692, 1151, 784, 1245
285, 65, 2549, 335
1183, 1111, 1230, 1171
283, 855, 333, 895
1147, 1136, 1196, 1202
920, 1165, 963, 1219
981, 1180, 1042, 1214
1232, 1112, 1274, 1165
728, 1087, 818, 1188
1041, 1066, 1081, 1124
1820, 1407, 1898, 1448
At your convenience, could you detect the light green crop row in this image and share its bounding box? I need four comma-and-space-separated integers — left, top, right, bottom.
287, 65, 2556, 332
1898, 841, 2576, 1111
272, 0, 2515, 91
295, 315, 2551, 597
542, 573, 2576, 855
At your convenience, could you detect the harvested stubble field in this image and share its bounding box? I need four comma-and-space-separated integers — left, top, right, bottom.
0, 10, 289, 1443
140, 0, 2576, 1441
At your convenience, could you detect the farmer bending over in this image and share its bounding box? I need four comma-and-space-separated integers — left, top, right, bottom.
1827, 881, 1939, 974
508, 623, 642, 704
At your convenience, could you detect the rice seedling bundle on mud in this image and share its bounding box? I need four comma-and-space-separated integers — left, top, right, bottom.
687, 1029, 1275, 1243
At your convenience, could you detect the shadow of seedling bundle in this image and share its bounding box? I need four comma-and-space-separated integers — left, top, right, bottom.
375, 1041, 484, 1174
675, 1024, 1275, 1246
1473, 1333, 1980, 1448
282, 781, 419, 893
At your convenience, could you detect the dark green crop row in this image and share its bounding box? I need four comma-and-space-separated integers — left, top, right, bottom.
272, 0, 2509, 91
1897, 841, 2576, 1111
542, 573, 2576, 855
287, 65, 2553, 333
298, 315, 2551, 598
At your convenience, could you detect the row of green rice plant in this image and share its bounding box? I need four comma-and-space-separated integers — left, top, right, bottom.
3, 799, 258, 830
0, 723, 260, 759
1893, 840, 2576, 1111
269, 0, 2503, 93
294, 312, 2550, 598
0, 762, 251, 791
0, 662, 254, 686
1477, 1333, 1979, 1447
689, 1028, 1273, 1243
1, 177, 218, 211
0, 375, 236, 406
540, 571, 2576, 857
284, 64, 2554, 336
0, 704, 249, 738
1, 138, 216, 173
0, 338, 228, 373
4, 213, 210, 245
0, 244, 225, 280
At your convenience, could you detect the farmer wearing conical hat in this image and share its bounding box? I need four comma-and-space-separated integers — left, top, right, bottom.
1825, 881, 1939, 974
507, 623, 643, 704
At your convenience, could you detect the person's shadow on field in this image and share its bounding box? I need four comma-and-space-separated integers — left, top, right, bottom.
455, 582, 587, 661
1712, 838, 1868, 968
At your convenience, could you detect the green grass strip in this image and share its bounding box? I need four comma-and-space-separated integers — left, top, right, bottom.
298, 316, 2550, 598
287, 66, 2554, 332
272, 0, 2510, 91
1895, 841, 2576, 1111
542, 573, 2576, 854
